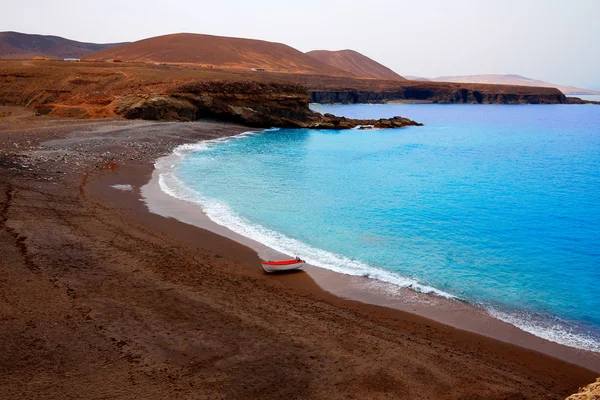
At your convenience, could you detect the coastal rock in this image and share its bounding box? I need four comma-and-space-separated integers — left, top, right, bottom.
567, 97, 600, 105
307, 113, 422, 129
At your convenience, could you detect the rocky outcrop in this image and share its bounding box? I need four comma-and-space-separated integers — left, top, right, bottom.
310, 114, 422, 129
566, 378, 600, 399
116, 81, 422, 129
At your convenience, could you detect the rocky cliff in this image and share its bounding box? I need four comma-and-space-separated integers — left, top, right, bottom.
116, 81, 422, 129
310, 87, 568, 104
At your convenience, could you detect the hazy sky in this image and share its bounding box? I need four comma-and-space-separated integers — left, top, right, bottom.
3, 0, 599, 88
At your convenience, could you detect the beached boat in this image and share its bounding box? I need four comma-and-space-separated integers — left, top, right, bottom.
261, 258, 305, 273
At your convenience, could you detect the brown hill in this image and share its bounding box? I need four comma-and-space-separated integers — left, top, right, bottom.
85, 33, 349, 75
432, 74, 600, 95
0, 31, 126, 59
306, 49, 404, 80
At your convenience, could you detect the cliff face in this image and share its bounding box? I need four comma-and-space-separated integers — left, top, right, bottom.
310, 88, 568, 104
116, 81, 422, 129
118, 81, 311, 126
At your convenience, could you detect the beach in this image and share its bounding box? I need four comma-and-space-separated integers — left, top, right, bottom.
0, 107, 597, 399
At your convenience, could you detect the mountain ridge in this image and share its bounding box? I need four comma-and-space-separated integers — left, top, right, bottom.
0, 31, 126, 59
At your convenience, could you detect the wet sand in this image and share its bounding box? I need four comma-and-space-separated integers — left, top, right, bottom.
0, 107, 597, 399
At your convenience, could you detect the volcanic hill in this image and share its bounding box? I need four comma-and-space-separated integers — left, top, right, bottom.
85, 33, 349, 75
0, 31, 126, 59
306, 49, 404, 80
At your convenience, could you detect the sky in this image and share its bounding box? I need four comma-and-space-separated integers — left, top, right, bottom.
2, 0, 599, 88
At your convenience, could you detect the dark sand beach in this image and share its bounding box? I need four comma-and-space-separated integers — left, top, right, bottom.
0, 107, 597, 399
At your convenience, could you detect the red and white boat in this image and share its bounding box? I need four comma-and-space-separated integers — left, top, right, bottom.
261, 258, 305, 273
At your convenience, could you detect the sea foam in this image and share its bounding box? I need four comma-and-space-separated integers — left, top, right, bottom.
488, 308, 600, 353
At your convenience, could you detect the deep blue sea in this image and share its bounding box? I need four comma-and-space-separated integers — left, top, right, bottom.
162, 103, 600, 351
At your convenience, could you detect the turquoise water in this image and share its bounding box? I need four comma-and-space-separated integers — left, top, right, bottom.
162, 103, 600, 351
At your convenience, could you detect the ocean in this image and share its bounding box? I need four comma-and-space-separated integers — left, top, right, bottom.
159, 103, 600, 352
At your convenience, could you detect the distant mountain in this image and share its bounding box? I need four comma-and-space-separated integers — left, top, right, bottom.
306, 50, 405, 80
431, 74, 600, 95
0, 31, 126, 59
85, 33, 349, 75
404, 75, 431, 81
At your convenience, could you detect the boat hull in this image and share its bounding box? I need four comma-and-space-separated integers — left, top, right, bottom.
261, 262, 305, 273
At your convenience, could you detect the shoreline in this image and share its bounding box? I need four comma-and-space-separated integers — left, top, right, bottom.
1, 111, 597, 398
141, 131, 600, 372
